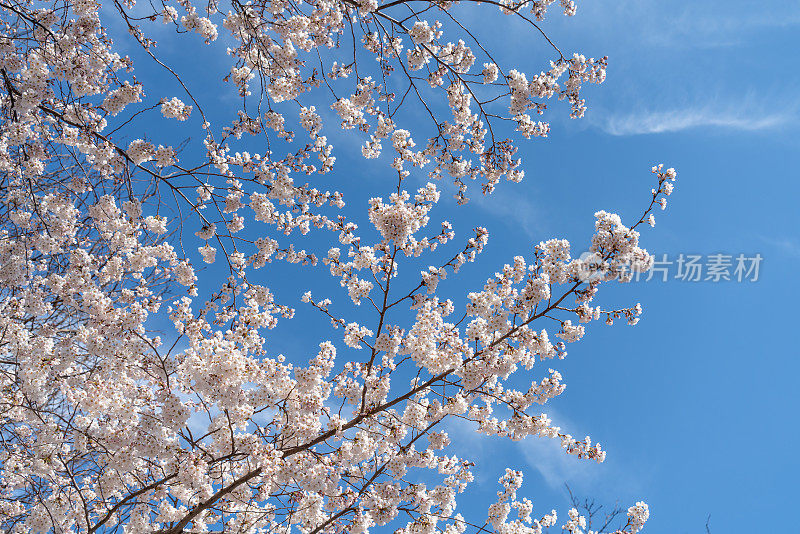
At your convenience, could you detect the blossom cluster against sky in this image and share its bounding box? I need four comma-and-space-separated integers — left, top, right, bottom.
113, 0, 800, 532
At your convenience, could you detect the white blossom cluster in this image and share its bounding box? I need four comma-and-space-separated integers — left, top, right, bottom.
161, 96, 192, 121
0, 0, 676, 531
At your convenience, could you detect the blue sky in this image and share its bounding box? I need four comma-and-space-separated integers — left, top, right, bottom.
106, 0, 800, 531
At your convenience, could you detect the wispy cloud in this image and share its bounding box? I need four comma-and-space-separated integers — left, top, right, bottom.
443, 418, 497, 484
422, 169, 544, 240
518, 435, 599, 490
599, 107, 791, 136
470, 185, 543, 240
759, 236, 800, 258
514, 408, 606, 491
649, 4, 800, 48
578, 0, 800, 49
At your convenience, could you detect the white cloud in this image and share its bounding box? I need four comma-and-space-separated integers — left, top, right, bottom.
759, 236, 800, 258
419, 168, 544, 240
653, 4, 800, 48
518, 434, 599, 490
599, 107, 790, 136
470, 185, 543, 240
577, 0, 800, 49
513, 408, 605, 491
442, 417, 497, 484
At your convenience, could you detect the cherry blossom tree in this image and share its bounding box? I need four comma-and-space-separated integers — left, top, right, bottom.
0, 0, 676, 531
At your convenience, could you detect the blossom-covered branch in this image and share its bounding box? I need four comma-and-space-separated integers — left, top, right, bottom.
0, 0, 676, 531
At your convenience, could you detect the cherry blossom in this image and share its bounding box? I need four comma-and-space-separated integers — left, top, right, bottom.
0, 0, 679, 531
